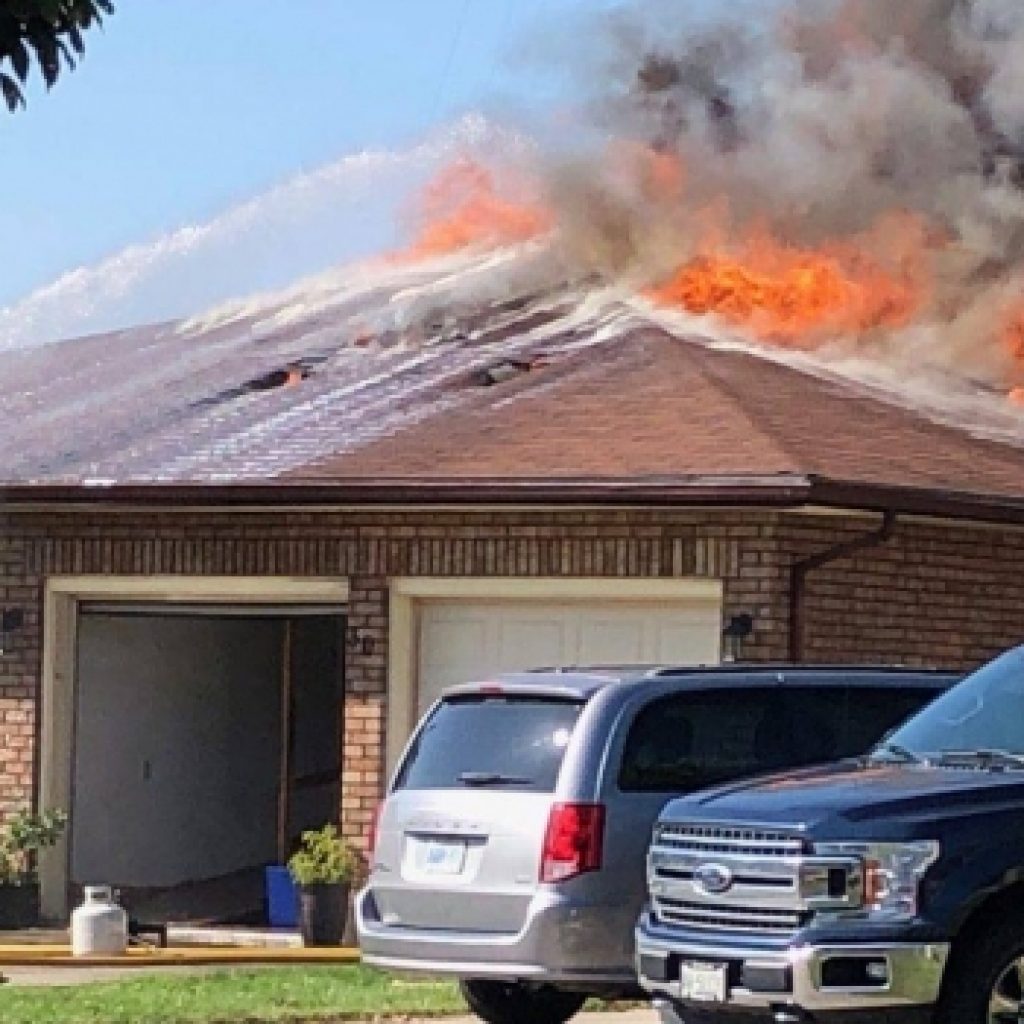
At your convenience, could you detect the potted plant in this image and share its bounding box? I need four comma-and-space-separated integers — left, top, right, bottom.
288, 824, 357, 946
0, 809, 67, 929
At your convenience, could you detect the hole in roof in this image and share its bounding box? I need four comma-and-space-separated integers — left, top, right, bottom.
471, 354, 551, 388
241, 355, 326, 392
246, 366, 308, 391
191, 360, 318, 410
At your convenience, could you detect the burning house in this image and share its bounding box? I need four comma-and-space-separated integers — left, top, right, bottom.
2, 0, 1024, 923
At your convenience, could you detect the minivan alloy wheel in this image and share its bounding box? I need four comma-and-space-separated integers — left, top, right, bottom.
988, 956, 1024, 1023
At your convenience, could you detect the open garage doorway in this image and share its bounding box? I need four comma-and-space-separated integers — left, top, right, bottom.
70, 605, 344, 925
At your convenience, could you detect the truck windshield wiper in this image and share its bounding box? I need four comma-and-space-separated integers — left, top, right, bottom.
870, 741, 925, 765
936, 749, 1024, 771
456, 772, 533, 787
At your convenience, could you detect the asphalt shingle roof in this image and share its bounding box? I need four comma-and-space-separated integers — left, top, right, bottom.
2, 252, 1023, 514
294, 329, 1024, 501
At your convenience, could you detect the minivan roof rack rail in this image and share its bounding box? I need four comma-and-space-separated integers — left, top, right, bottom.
647, 663, 952, 678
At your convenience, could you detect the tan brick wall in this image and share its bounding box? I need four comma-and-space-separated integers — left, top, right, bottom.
0, 526, 37, 815
0, 504, 1022, 852
780, 513, 1024, 668
342, 576, 387, 847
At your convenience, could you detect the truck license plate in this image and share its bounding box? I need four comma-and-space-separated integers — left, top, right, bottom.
678, 962, 728, 1003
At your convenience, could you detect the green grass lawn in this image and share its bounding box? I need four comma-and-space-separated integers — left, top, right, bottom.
0, 965, 468, 1024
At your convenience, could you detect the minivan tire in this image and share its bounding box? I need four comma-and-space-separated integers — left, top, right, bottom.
459, 979, 587, 1024
935, 915, 1024, 1023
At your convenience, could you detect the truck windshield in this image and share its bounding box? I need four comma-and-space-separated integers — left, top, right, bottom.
883, 647, 1024, 760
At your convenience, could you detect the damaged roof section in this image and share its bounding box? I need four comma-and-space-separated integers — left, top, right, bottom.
0, 253, 602, 486
1, 249, 1024, 520
471, 353, 553, 387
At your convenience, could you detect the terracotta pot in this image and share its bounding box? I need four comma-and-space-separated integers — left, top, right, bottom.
299, 883, 349, 946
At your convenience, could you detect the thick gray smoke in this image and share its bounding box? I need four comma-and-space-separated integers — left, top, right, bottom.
545, 0, 1024, 389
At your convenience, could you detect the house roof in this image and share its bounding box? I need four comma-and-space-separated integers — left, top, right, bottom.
3, 251, 1024, 521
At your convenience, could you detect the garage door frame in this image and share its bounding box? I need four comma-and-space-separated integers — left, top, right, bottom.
39, 574, 350, 921
386, 577, 724, 775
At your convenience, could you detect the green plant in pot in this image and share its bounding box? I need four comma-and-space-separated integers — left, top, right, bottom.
0, 808, 67, 929
288, 824, 357, 946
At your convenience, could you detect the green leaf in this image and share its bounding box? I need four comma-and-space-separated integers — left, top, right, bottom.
9, 39, 29, 81
34, 0, 64, 25
55, 36, 75, 67
0, 1, 116, 111
288, 823, 359, 886
65, 22, 83, 55
0, 72, 24, 110
26, 25, 60, 87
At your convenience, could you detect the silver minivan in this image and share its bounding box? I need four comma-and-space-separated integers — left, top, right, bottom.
356, 666, 954, 1024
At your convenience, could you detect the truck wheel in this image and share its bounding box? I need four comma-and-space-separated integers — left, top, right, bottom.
459, 980, 587, 1024
937, 917, 1024, 1023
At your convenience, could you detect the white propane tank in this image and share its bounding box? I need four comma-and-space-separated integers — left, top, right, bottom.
71, 886, 128, 957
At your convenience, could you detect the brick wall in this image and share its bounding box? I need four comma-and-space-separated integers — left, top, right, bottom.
779, 514, 1024, 668
0, 526, 36, 814
1, 504, 1022, 851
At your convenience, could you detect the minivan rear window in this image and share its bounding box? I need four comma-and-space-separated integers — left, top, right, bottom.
394, 695, 584, 793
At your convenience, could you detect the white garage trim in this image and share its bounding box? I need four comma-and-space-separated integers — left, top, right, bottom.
39, 575, 349, 922
386, 577, 724, 776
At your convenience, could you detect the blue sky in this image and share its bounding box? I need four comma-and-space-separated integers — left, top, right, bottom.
1, 0, 609, 312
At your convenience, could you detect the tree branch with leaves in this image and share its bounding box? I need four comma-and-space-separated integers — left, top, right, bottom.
0, 0, 114, 111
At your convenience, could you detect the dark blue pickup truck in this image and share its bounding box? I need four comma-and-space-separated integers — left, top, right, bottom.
636, 644, 1024, 1024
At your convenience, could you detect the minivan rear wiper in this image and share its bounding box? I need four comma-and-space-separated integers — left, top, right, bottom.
870, 741, 925, 765
936, 749, 1024, 771
457, 772, 533, 787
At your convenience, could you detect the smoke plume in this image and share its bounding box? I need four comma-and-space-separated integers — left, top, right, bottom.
0, 116, 525, 352
503, 0, 1024, 395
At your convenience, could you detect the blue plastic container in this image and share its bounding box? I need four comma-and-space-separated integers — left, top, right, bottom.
265, 865, 300, 928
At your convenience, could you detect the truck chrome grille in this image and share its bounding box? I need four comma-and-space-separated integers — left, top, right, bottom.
655, 897, 805, 934
649, 821, 859, 940
656, 823, 805, 857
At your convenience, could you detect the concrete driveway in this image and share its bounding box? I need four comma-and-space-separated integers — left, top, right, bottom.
1, 964, 237, 986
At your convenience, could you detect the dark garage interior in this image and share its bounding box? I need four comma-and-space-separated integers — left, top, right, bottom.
71, 607, 344, 924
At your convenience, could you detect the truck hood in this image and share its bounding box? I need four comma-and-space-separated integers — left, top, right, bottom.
664, 760, 1024, 841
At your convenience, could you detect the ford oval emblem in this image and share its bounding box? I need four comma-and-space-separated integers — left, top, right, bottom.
694, 863, 734, 895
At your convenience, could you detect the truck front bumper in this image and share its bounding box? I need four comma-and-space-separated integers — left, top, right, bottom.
635, 918, 949, 1021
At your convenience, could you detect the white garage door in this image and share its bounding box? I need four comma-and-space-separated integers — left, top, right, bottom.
417, 599, 722, 715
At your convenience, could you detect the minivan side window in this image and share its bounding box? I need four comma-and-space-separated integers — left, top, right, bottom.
619, 688, 776, 793
798, 686, 939, 757
618, 686, 937, 793
394, 695, 584, 793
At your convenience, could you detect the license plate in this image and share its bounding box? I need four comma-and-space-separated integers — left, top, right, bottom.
679, 961, 728, 1003
413, 839, 466, 875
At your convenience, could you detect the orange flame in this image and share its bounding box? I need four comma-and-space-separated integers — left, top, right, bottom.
1003, 307, 1024, 366
646, 219, 926, 348
404, 158, 554, 259
643, 150, 686, 203
612, 142, 686, 203
1000, 302, 1024, 403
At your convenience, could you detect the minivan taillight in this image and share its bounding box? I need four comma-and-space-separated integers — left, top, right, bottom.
540, 803, 605, 883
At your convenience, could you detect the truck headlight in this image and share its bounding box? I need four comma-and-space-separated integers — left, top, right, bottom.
815, 841, 939, 921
